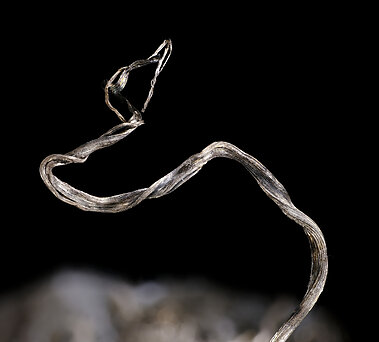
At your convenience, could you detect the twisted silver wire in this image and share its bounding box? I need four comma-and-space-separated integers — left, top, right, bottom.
39, 39, 328, 342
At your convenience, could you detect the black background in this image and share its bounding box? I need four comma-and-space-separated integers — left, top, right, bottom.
3, 4, 370, 341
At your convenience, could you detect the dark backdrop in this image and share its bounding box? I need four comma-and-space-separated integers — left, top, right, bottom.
3, 5, 368, 341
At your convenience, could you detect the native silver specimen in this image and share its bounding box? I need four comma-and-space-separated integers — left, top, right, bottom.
40, 40, 328, 342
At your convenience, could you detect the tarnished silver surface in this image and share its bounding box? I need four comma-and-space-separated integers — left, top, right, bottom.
40, 40, 328, 342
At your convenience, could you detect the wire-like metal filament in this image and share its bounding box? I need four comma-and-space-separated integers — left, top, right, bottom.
40, 39, 328, 342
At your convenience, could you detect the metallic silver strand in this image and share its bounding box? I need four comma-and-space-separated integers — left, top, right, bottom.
39, 39, 328, 342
